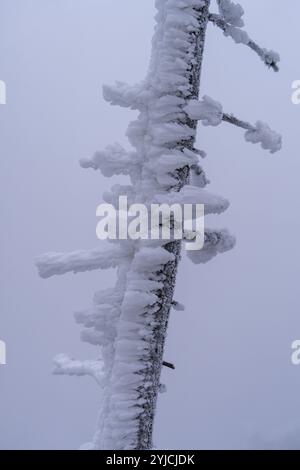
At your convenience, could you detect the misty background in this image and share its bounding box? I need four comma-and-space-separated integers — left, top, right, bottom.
1, 0, 300, 449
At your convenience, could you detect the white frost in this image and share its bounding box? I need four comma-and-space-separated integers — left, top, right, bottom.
80, 143, 141, 177
245, 121, 282, 154
217, 0, 245, 27
53, 354, 104, 384
224, 25, 249, 45
185, 96, 223, 126
154, 185, 230, 215
187, 229, 236, 264
36, 245, 130, 278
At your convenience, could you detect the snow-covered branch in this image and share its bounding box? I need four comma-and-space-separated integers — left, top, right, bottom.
223, 115, 282, 154
53, 354, 104, 384
185, 96, 282, 153
208, 13, 280, 72
186, 228, 236, 264
153, 185, 230, 215
36, 245, 130, 279
80, 143, 141, 178
222, 112, 253, 131
103, 81, 149, 110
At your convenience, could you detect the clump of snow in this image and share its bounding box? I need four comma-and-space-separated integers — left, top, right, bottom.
224, 25, 249, 45
172, 301, 185, 311
103, 81, 150, 110
93, 287, 123, 306
262, 49, 280, 68
127, 278, 164, 292
187, 229, 236, 264
190, 163, 210, 188
245, 121, 282, 154
154, 185, 230, 215
53, 354, 104, 384
80, 143, 141, 178
35, 245, 130, 278
132, 247, 175, 273
146, 151, 197, 176
122, 291, 158, 318
151, 122, 195, 145
218, 0, 244, 27
185, 96, 223, 126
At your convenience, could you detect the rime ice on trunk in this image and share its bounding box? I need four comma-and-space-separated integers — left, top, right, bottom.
36, 0, 281, 450
96, 2, 213, 449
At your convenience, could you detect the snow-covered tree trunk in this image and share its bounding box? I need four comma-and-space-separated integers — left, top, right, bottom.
36, 0, 281, 451
121, 0, 211, 450
95, 0, 212, 450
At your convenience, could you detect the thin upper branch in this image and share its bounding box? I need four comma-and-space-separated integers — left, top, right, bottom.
208, 13, 279, 72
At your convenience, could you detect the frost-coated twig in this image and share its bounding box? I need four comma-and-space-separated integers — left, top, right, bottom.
208, 13, 279, 72
185, 96, 282, 154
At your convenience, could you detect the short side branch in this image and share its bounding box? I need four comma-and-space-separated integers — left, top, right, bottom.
208, 13, 279, 72
222, 113, 254, 131
163, 361, 175, 370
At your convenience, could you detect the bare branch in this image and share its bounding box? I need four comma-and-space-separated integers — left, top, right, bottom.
222, 113, 254, 131
163, 361, 175, 370
222, 113, 282, 153
208, 13, 279, 72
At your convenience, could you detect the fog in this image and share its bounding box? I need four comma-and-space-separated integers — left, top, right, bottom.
1, 0, 300, 449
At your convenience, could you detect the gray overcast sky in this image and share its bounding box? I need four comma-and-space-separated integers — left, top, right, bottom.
1, 0, 300, 449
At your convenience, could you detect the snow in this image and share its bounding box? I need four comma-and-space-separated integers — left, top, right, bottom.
172, 301, 185, 311
185, 98, 282, 154
225, 25, 249, 45
145, 150, 198, 176
53, 354, 104, 384
190, 163, 210, 188
35, 244, 130, 278
215, 1, 280, 70
187, 229, 236, 264
103, 81, 149, 110
262, 49, 281, 68
217, 0, 245, 27
80, 143, 141, 178
154, 185, 230, 215
245, 121, 282, 154
151, 122, 195, 145
185, 96, 223, 126
132, 246, 175, 272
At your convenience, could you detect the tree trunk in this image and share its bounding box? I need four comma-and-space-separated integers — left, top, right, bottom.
97, 0, 212, 450
135, 0, 211, 450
